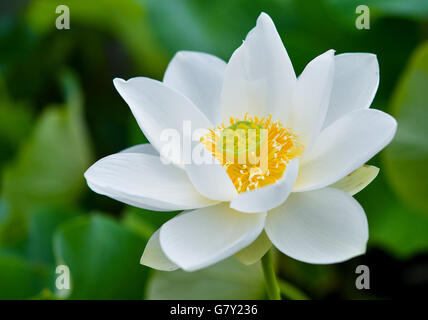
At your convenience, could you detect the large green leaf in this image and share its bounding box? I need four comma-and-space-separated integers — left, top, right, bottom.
0, 254, 50, 299
53, 214, 149, 299
358, 174, 428, 259
147, 258, 265, 300
383, 42, 428, 215
0, 71, 92, 243
0, 206, 82, 299
25, 207, 82, 265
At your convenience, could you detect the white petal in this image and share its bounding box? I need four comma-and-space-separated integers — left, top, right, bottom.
120, 143, 158, 156
113, 77, 212, 165
323, 53, 379, 128
84, 152, 217, 211
230, 159, 299, 213
235, 230, 272, 265
160, 203, 266, 271
330, 165, 379, 196
141, 229, 179, 271
184, 142, 238, 201
287, 50, 335, 148
294, 109, 397, 192
220, 12, 296, 122
163, 51, 226, 125
265, 188, 368, 264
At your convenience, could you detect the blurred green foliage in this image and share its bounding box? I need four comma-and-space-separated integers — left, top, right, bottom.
0, 0, 427, 299
384, 43, 428, 215
148, 258, 265, 300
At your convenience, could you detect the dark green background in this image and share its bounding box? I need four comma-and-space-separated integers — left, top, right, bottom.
0, 0, 427, 299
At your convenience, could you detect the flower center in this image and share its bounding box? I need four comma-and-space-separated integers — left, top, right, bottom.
201, 114, 304, 193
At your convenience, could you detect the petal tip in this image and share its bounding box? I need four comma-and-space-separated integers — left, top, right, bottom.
83, 163, 96, 183
113, 78, 128, 93
257, 12, 271, 21
139, 251, 149, 266
172, 50, 188, 60
113, 77, 126, 86
256, 12, 276, 29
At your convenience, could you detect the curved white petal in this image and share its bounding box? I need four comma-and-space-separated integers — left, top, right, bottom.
294, 109, 397, 192
330, 165, 379, 196
141, 229, 178, 271
163, 51, 226, 125
160, 203, 266, 271
84, 152, 217, 211
220, 12, 296, 122
235, 230, 272, 265
265, 188, 368, 264
287, 50, 335, 149
230, 159, 299, 213
120, 143, 159, 156
323, 53, 379, 129
113, 77, 212, 165
185, 142, 238, 201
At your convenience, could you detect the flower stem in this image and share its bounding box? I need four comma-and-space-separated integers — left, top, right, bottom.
261, 249, 281, 300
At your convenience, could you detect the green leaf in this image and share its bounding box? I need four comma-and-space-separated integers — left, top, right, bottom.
383, 41, 428, 215
53, 214, 149, 299
358, 175, 428, 259
370, 202, 428, 258
147, 258, 265, 300
0, 254, 50, 299
0, 71, 92, 243
25, 207, 82, 265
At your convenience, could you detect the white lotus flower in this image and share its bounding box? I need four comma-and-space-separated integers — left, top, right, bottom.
84, 13, 397, 272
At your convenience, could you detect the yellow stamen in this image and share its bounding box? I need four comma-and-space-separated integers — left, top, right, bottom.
201, 113, 304, 193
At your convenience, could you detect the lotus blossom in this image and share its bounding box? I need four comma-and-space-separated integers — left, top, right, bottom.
84, 12, 397, 271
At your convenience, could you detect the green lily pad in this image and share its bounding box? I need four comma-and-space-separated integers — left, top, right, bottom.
53, 214, 149, 299
358, 174, 428, 259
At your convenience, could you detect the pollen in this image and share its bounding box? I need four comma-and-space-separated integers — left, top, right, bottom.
201, 113, 304, 193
